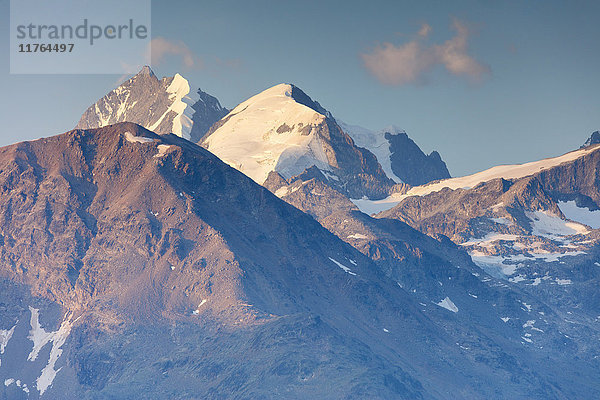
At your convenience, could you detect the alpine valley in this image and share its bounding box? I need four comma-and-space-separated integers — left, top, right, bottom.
1, 67, 599, 399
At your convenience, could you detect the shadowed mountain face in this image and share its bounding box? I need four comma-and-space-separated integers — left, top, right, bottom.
1, 123, 597, 399
582, 130, 600, 148
386, 132, 450, 186
188, 89, 229, 143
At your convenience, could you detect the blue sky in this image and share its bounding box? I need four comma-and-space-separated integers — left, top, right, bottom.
0, 0, 598, 176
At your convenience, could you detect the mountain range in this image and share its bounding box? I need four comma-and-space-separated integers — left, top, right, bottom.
1, 66, 598, 399
78, 68, 450, 199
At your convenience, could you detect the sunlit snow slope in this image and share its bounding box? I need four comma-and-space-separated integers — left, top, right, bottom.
203, 84, 334, 184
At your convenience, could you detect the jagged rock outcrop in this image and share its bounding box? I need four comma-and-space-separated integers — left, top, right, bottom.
76, 66, 227, 141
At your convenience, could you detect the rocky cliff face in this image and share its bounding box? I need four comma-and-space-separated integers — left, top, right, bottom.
187, 88, 229, 143
386, 132, 450, 186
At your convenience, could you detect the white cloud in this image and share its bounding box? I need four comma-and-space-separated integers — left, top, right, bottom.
418, 23, 432, 37
361, 41, 435, 85
147, 37, 200, 70
361, 19, 490, 85
433, 20, 489, 79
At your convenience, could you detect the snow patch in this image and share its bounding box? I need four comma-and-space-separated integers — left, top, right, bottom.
27, 307, 75, 395
558, 201, 600, 229
523, 320, 544, 332
274, 187, 289, 197
461, 233, 520, 247
148, 74, 198, 139
490, 216, 512, 225
27, 307, 54, 361
347, 233, 368, 240
328, 257, 357, 276
530, 277, 542, 286
521, 302, 532, 312
509, 275, 527, 283
4, 378, 29, 394
322, 171, 340, 181
436, 297, 458, 313
192, 299, 208, 315
350, 194, 406, 216
154, 144, 173, 158
0, 324, 16, 354
469, 249, 585, 279
555, 278, 572, 285
124, 131, 154, 144
526, 210, 588, 238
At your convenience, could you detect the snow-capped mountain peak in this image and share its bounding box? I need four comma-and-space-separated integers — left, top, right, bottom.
76, 66, 227, 142
201, 83, 393, 199
146, 73, 198, 139
202, 83, 330, 184
138, 64, 156, 77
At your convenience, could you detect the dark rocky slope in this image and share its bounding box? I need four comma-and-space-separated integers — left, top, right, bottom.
0, 123, 598, 398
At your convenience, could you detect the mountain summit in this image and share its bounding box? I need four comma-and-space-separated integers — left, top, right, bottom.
582, 130, 600, 148
200, 83, 395, 198
76, 66, 227, 142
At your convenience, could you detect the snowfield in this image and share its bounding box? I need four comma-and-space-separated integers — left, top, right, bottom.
203, 84, 333, 184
